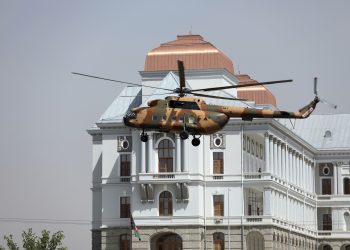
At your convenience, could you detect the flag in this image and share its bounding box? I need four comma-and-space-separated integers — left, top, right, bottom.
130, 214, 141, 241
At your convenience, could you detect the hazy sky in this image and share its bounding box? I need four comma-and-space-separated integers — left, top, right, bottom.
0, 1, 349, 249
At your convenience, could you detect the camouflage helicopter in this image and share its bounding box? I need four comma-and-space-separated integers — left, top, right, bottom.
73, 61, 335, 147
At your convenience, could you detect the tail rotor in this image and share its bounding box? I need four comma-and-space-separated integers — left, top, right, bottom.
314, 77, 337, 109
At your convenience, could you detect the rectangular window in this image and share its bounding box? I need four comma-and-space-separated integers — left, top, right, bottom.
213, 152, 224, 174
168, 100, 200, 110
323, 214, 332, 230
322, 178, 332, 195
120, 197, 130, 218
120, 154, 131, 182
213, 195, 224, 216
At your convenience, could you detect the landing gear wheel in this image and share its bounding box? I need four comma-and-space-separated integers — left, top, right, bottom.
191, 137, 200, 146
140, 131, 148, 142
180, 131, 189, 140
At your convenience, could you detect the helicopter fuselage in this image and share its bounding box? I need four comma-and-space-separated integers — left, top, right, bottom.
124, 96, 229, 135
123, 95, 320, 135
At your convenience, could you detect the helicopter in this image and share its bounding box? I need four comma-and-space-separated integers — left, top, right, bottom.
73, 61, 336, 147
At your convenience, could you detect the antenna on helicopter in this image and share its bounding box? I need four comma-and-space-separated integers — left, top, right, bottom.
314, 77, 337, 109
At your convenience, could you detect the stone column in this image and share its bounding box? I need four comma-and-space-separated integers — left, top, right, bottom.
302, 156, 306, 191
281, 143, 285, 180
132, 131, 139, 176
291, 151, 295, 185
147, 134, 153, 173
293, 152, 297, 186
264, 188, 272, 215
287, 147, 292, 183
277, 141, 281, 178
273, 138, 278, 176
175, 135, 181, 172
299, 155, 303, 188
338, 163, 343, 195
141, 139, 146, 173
269, 135, 274, 174
312, 162, 315, 193
264, 133, 270, 173
305, 160, 310, 192
182, 139, 189, 172
333, 163, 338, 195
308, 160, 312, 192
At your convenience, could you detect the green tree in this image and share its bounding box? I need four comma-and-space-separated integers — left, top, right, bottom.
0, 229, 67, 250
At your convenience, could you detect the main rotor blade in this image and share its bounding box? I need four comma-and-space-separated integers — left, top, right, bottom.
177, 60, 186, 90
72, 72, 174, 91
191, 79, 293, 92
193, 92, 247, 101
120, 92, 174, 97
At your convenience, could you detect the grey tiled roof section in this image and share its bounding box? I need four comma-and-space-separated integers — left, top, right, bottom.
278, 114, 350, 149
99, 86, 141, 121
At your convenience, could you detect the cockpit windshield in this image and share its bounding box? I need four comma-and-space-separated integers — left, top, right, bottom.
168, 100, 200, 110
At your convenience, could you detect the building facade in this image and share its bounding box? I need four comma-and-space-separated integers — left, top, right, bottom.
89, 35, 350, 250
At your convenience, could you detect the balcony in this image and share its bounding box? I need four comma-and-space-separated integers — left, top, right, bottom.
138, 172, 190, 183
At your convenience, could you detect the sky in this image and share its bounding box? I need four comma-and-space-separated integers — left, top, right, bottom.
0, 1, 349, 249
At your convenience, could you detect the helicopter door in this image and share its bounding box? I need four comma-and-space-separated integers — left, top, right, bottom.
183, 114, 198, 133
187, 115, 197, 125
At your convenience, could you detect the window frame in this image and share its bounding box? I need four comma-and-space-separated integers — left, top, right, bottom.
213, 152, 224, 175
344, 177, 350, 194
120, 196, 130, 218
213, 195, 224, 216
213, 232, 225, 250
158, 139, 175, 173
159, 191, 173, 216
119, 234, 131, 250
321, 177, 332, 195
120, 154, 131, 177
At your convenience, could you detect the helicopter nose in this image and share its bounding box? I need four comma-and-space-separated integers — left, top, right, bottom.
123, 110, 136, 125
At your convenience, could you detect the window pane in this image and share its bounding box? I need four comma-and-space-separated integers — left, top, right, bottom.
120, 197, 130, 218
159, 191, 173, 216
158, 139, 174, 173
213, 195, 224, 216
213, 152, 224, 174
344, 178, 350, 194
322, 179, 332, 195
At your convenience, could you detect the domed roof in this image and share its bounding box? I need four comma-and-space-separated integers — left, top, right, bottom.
236, 74, 277, 106
144, 35, 234, 74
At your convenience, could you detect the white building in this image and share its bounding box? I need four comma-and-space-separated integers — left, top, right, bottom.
89, 35, 350, 250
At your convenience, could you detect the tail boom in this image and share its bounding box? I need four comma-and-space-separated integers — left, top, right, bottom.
220, 97, 319, 120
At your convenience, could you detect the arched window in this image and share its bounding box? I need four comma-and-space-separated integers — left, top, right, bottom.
246, 231, 264, 250
156, 233, 182, 249
344, 178, 350, 194
323, 245, 332, 250
120, 234, 130, 250
159, 191, 173, 216
213, 232, 225, 250
158, 139, 174, 172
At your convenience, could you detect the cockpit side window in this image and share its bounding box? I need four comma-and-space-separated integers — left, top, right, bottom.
168, 100, 200, 110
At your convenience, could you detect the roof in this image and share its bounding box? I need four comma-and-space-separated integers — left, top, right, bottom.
99, 86, 141, 121
278, 114, 350, 150
236, 74, 277, 107
144, 35, 234, 74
